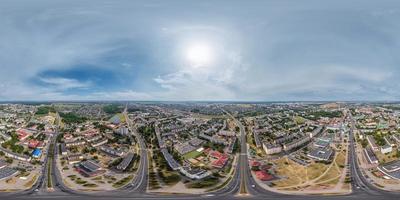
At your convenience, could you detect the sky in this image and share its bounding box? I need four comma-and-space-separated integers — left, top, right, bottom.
1, 0, 400, 101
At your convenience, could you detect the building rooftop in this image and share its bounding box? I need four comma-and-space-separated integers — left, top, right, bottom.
307, 147, 333, 161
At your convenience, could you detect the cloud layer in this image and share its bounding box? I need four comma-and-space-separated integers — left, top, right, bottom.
1, 0, 400, 101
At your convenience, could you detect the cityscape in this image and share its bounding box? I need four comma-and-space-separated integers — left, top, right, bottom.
0, 102, 399, 200
2, 0, 400, 200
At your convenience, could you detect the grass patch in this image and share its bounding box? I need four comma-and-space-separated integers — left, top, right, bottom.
83, 183, 98, 188
75, 179, 88, 185
158, 170, 181, 186
182, 151, 202, 160
112, 175, 133, 188
186, 176, 219, 188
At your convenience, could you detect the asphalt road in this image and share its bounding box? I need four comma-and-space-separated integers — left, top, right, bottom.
118, 105, 149, 194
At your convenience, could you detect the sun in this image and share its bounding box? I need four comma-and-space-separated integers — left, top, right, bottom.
186, 43, 214, 68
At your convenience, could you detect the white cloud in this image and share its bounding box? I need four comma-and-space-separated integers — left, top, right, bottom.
1, 1, 400, 101
39, 77, 92, 89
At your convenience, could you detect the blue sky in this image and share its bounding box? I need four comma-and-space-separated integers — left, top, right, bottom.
1, 0, 400, 101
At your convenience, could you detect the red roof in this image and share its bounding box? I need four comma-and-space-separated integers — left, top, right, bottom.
203, 148, 211, 154
209, 150, 228, 159
250, 160, 261, 167
28, 140, 40, 148
83, 129, 98, 137
210, 150, 222, 158
17, 130, 30, 140
212, 156, 229, 168
255, 171, 273, 181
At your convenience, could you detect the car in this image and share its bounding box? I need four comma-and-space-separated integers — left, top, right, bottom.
251, 184, 255, 188
34, 189, 39, 192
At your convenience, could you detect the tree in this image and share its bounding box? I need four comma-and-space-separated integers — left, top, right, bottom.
6, 158, 13, 164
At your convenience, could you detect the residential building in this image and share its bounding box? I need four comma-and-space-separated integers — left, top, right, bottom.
283, 135, 311, 152
0, 147, 31, 162
67, 154, 84, 164
253, 131, 261, 148
65, 140, 86, 147
366, 135, 379, 151
91, 138, 108, 147
60, 143, 67, 156
364, 147, 378, 164
179, 166, 211, 180
381, 144, 393, 154
161, 148, 180, 170
99, 145, 125, 157
174, 142, 196, 155
262, 143, 282, 155
116, 153, 134, 171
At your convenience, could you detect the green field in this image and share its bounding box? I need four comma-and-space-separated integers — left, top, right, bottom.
183, 150, 202, 160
